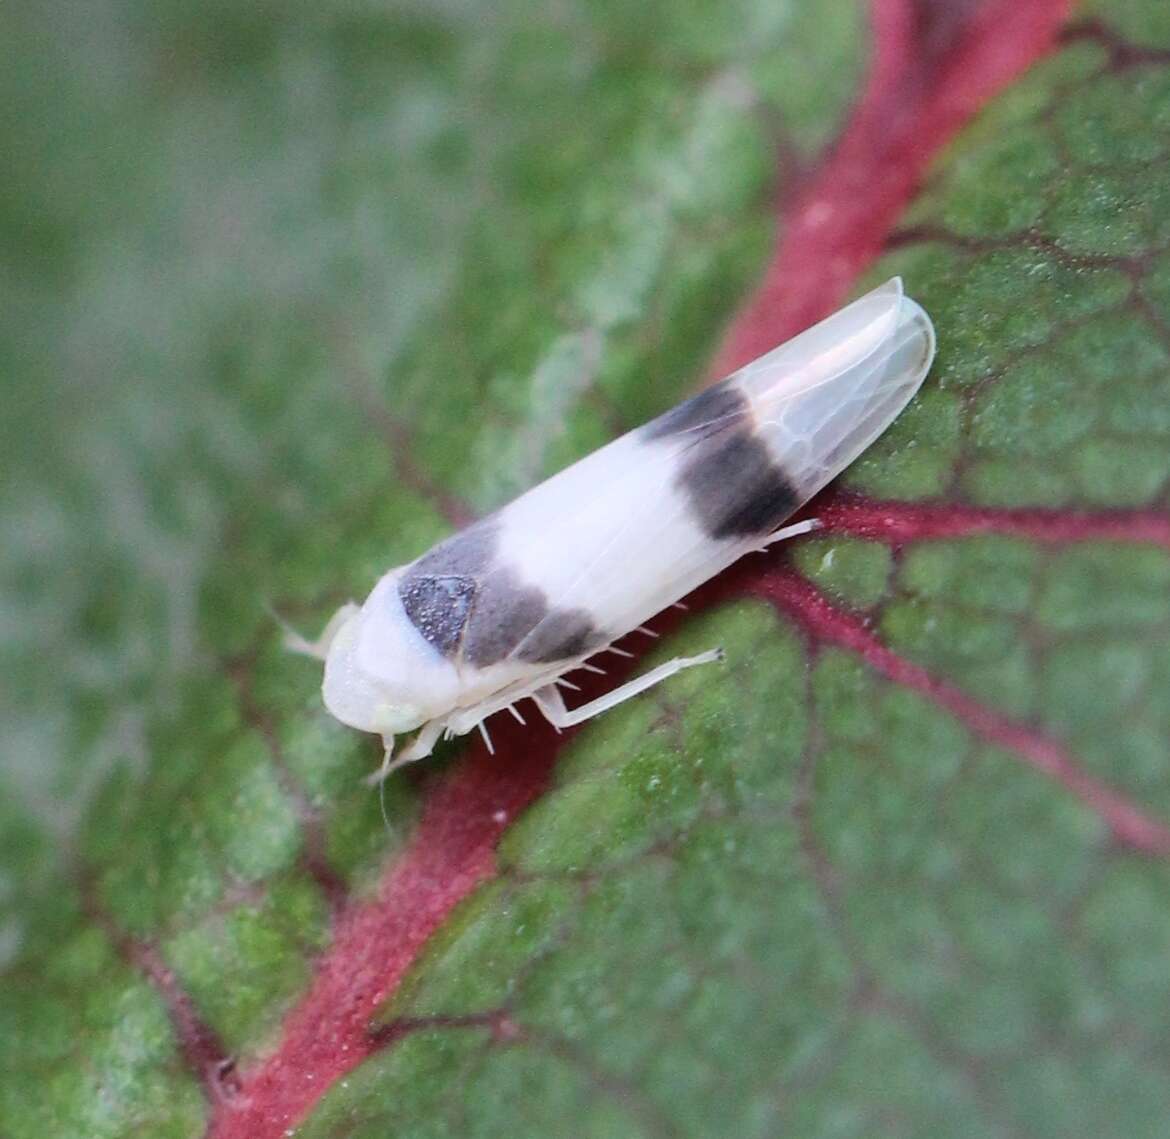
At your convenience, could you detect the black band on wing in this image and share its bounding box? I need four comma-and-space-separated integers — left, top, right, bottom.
642, 380, 799, 539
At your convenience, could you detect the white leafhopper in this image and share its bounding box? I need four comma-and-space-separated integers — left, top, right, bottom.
289, 278, 935, 779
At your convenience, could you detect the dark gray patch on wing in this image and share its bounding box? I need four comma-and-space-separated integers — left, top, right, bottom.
642, 381, 745, 441
399, 517, 607, 668
462, 567, 607, 667
399, 575, 476, 658
398, 520, 500, 658
643, 381, 799, 540
409, 519, 500, 577
516, 607, 607, 665
461, 567, 548, 667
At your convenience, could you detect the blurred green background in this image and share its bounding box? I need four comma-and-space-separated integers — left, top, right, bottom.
5, 2, 1170, 1137
0, 0, 858, 847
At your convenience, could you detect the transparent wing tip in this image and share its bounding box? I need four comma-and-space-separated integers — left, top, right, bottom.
882, 280, 936, 390
737, 276, 935, 396
735, 277, 938, 499
831, 276, 934, 378
802, 280, 936, 486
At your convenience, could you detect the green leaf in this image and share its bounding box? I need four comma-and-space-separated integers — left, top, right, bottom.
3, 2, 1170, 1137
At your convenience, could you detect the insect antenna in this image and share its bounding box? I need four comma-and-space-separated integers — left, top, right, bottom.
379, 772, 392, 837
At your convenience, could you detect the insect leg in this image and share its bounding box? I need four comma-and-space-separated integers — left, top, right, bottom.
364, 718, 445, 785
756, 517, 821, 551
281, 602, 361, 661
443, 667, 568, 738
477, 721, 495, 753
531, 648, 725, 729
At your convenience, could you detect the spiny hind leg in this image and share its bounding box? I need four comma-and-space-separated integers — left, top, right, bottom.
442, 668, 568, 741
280, 602, 361, 661
366, 646, 725, 783
532, 648, 725, 729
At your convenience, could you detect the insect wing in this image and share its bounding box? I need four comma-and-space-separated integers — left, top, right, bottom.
734, 276, 935, 499
494, 277, 935, 662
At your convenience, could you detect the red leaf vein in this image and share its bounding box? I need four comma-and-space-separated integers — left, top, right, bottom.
748, 566, 1170, 857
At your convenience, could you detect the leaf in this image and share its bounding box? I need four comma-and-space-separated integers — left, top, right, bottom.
3, 1, 1170, 1137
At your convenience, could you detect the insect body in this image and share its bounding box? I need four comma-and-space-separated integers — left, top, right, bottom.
291, 278, 935, 779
